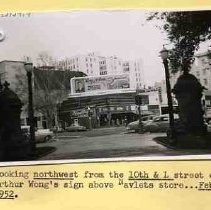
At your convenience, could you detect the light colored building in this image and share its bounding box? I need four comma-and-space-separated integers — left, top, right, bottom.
0, 60, 25, 91
169, 50, 211, 90
57, 52, 144, 89
191, 51, 211, 90
0, 60, 46, 128
155, 50, 211, 114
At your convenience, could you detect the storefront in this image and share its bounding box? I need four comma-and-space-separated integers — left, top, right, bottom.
58, 90, 162, 129
58, 91, 138, 128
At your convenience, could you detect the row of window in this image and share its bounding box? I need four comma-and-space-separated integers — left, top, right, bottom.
86, 57, 96, 62
86, 69, 93, 74
100, 71, 107, 75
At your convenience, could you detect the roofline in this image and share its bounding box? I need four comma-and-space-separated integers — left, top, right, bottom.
0, 60, 25, 64
195, 51, 210, 58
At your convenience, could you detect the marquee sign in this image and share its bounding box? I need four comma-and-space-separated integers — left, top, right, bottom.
71, 74, 130, 95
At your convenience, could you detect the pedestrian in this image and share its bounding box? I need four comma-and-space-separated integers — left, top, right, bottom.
116, 118, 120, 126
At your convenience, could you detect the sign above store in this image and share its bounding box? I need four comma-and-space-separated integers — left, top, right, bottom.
70, 74, 130, 95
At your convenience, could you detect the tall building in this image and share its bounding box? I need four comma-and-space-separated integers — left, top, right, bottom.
191, 51, 211, 90
155, 50, 211, 115
169, 50, 211, 90
57, 52, 144, 89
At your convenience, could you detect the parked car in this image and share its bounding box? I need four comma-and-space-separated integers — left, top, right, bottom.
126, 115, 155, 132
51, 127, 65, 133
126, 114, 179, 133
21, 126, 54, 143
143, 114, 179, 133
65, 124, 87, 132
36, 129, 54, 142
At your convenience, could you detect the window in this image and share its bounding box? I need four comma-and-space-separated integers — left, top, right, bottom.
204, 79, 208, 86
162, 117, 169, 122
196, 71, 200, 77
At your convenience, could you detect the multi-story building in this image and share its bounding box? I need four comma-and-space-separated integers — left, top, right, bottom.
57, 52, 144, 89
0, 60, 41, 127
155, 50, 211, 115
191, 51, 211, 90
57, 52, 100, 76
168, 50, 211, 90
0, 60, 86, 129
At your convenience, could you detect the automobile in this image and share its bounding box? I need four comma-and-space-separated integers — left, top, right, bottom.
126, 114, 179, 133
50, 127, 65, 133
126, 115, 155, 132
35, 128, 54, 142
207, 120, 211, 132
21, 126, 54, 143
65, 124, 87, 132
143, 114, 180, 133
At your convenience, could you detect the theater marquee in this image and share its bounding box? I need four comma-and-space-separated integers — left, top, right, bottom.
70, 74, 130, 95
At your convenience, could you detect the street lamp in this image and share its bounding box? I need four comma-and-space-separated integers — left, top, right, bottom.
135, 92, 143, 133
87, 106, 92, 130
0, 29, 5, 88
160, 46, 176, 142
24, 61, 36, 155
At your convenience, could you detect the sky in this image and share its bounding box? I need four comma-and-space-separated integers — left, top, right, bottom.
0, 11, 178, 85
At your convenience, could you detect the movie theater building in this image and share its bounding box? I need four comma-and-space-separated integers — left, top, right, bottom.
58, 74, 161, 129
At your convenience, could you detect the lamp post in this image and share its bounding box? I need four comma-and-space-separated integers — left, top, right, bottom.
87, 106, 92, 130
160, 46, 175, 142
24, 61, 36, 155
135, 91, 143, 133
0, 29, 5, 89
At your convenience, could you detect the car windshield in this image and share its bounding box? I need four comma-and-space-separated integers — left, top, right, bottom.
153, 117, 161, 122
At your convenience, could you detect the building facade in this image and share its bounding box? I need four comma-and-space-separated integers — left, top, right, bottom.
155, 50, 211, 116
0, 60, 86, 129
56, 52, 144, 89
59, 88, 162, 129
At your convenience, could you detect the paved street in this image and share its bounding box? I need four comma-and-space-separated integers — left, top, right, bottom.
38, 126, 211, 160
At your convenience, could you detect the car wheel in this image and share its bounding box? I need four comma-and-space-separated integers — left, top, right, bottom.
44, 135, 52, 142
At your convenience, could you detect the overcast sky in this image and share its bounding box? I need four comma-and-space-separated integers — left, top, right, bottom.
0, 11, 191, 85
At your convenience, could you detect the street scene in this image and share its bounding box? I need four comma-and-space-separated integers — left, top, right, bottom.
1, 11, 211, 161
38, 127, 211, 160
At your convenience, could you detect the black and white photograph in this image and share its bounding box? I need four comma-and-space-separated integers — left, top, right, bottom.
1, 10, 211, 162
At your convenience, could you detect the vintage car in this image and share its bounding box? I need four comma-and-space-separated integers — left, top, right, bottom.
126, 115, 155, 132
21, 126, 54, 143
126, 114, 179, 133
65, 124, 87, 132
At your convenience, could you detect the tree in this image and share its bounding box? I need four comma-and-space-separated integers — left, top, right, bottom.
147, 11, 211, 136
33, 68, 76, 128
36, 51, 57, 67
147, 11, 211, 73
